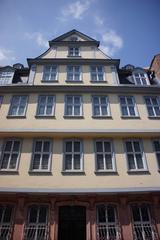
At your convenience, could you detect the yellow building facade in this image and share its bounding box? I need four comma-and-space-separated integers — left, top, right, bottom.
0, 30, 160, 240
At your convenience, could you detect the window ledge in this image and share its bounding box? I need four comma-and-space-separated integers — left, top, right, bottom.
67, 55, 81, 58
90, 80, 106, 83
127, 170, 150, 175
92, 115, 112, 119
121, 116, 140, 119
61, 171, 85, 175
35, 115, 55, 119
0, 170, 19, 175
41, 80, 58, 83
65, 80, 83, 83
95, 171, 118, 175
7, 115, 26, 119
148, 116, 160, 119
28, 171, 52, 175
63, 115, 84, 119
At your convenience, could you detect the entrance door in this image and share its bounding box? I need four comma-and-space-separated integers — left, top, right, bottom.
58, 206, 86, 240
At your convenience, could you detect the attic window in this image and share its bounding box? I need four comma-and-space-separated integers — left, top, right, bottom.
0, 70, 14, 85
132, 69, 149, 85
70, 36, 78, 41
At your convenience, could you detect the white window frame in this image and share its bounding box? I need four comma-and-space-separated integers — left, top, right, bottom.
0, 204, 14, 239
63, 139, 83, 172
92, 96, 111, 117
36, 95, 55, 117
119, 96, 139, 117
0, 139, 22, 171
0, 70, 14, 85
24, 205, 49, 240
64, 95, 83, 117
8, 95, 28, 117
66, 66, 82, 81
132, 70, 150, 85
144, 96, 160, 118
30, 139, 52, 172
153, 139, 160, 170
68, 47, 80, 57
95, 139, 116, 172
124, 139, 148, 172
90, 66, 105, 82
42, 65, 58, 82
96, 204, 120, 240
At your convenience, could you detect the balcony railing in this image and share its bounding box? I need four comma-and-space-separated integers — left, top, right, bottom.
0, 224, 13, 240
133, 222, 159, 240
96, 223, 121, 240
23, 224, 49, 240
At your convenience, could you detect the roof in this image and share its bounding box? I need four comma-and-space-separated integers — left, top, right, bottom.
49, 29, 100, 47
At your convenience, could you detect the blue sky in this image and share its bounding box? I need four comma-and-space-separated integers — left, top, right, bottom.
0, 0, 159, 67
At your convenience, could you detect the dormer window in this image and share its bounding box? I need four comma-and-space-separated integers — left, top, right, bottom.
68, 47, 80, 57
132, 69, 149, 85
0, 70, 14, 85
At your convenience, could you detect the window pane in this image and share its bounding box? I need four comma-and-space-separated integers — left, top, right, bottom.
128, 154, 135, 169
5, 141, 12, 151
154, 141, 160, 152
136, 154, 144, 169
145, 98, 151, 105
74, 97, 80, 104
94, 106, 100, 116
43, 141, 50, 152
74, 141, 80, 152
1, 154, 9, 169
66, 142, 72, 152
127, 97, 133, 105
132, 206, 141, 222
66, 106, 72, 115
155, 107, 160, 116
97, 205, 106, 223
96, 142, 103, 152
105, 154, 112, 169
65, 155, 72, 170
147, 106, 154, 116
129, 106, 135, 116
39, 96, 46, 104
33, 154, 40, 169
101, 106, 107, 115
18, 106, 25, 115
104, 142, 111, 152
126, 142, 133, 152
35, 141, 42, 152
122, 106, 128, 116
74, 154, 80, 169
133, 141, 141, 152
107, 206, 116, 222
38, 207, 47, 223
101, 97, 107, 104
74, 106, 80, 115
13, 141, 20, 151
41, 154, 49, 169
9, 154, 18, 169
38, 106, 45, 115
97, 154, 104, 170
3, 206, 12, 223
93, 97, 99, 104
141, 205, 150, 221
120, 97, 126, 104
29, 207, 38, 223
46, 106, 52, 115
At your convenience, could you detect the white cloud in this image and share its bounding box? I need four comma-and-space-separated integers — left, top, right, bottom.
0, 48, 15, 65
95, 16, 104, 26
62, 0, 92, 20
25, 32, 48, 48
100, 30, 123, 56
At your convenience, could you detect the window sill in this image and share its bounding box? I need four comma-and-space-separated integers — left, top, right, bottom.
0, 170, 19, 175
127, 170, 150, 175
90, 80, 106, 83
67, 55, 81, 58
65, 80, 83, 83
41, 80, 58, 83
63, 115, 84, 119
35, 115, 55, 119
7, 115, 26, 119
148, 116, 160, 119
95, 171, 118, 175
92, 115, 112, 119
121, 116, 140, 119
28, 171, 52, 175
61, 171, 85, 175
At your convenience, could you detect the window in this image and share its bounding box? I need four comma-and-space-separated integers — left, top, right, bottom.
125, 139, 147, 171
0, 139, 21, 171
96, 205, 121, 240
24, 205, 49, 240
64, 139, 83, 171
67, 66, 81, 81
42, 65, 58, 81
92, 96, 110, 117
70, 36, 78, 41
95, 140, 115, 172
131, 204, 158, 240
0, 71, 14, 85
0, 96, 3, 108
30, 139, 52, 172
144, 96, 160, 117
65, 96, 82, 117
0, 204, 14, 239
90, 66, 104, 81
153, 139, 160, 170
133, 71, 149, 85
68, 47, 80, 56
8, 95, 28, 117
119, 96, 138, 117
37, 95, 55, 116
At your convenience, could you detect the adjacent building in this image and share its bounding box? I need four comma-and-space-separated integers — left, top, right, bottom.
0, 29, 160, 240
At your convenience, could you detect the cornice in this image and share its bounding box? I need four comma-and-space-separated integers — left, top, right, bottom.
27, 58, 120, 67
0, 84, 160, 94
49, 41, 100, 47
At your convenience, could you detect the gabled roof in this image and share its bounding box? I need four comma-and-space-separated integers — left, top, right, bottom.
49, 29, 100, 47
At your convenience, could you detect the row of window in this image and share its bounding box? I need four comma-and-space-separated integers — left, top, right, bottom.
0, 203, 158, 240
0, 138, 160, 172
0, 95, 160, 118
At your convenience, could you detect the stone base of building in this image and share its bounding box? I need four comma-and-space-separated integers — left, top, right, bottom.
0, 192, 160, 240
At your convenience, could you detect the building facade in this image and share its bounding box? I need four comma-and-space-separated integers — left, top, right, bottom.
0, 29, 160, 240
150, 54, 160, 81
